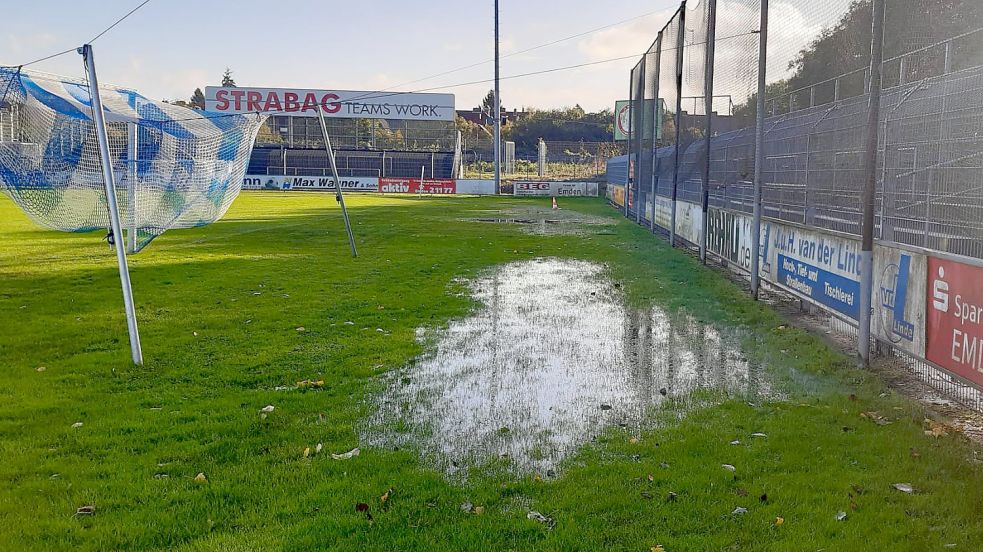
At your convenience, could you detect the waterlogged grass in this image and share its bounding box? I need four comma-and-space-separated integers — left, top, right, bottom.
0, 192, 981, 550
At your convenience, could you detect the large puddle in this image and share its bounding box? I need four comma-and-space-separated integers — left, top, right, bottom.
361, 258, 778, 477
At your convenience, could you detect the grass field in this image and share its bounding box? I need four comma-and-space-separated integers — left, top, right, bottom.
1, 192, 982, 551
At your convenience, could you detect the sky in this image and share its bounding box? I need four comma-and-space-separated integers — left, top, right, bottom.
1, 1, 850, 113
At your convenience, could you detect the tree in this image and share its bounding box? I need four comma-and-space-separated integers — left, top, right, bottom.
190, 88, 205, 110
481, 89, 501, 115
221, 68, 236, 88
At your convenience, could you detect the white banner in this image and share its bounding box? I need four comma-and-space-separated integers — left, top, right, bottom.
455, 179, 497, 195
872, 246, 926, 356
242, 175, 379, 191
513, 181, 598, 197
205, 87, 455, 121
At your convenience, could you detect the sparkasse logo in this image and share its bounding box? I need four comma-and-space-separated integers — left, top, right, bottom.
932, 265, 949, 313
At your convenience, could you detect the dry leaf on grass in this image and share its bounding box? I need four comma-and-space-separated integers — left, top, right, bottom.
331, 448, 360, 460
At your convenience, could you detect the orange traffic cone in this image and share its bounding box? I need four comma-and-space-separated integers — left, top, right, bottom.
552, 196, 558, 210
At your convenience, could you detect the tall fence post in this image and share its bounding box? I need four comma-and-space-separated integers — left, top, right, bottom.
670, 1, 686, 248
625, 74, 633, 218
858, 0, 886, 365
650, 33, 663, 233
750, 0, 768, 300
636, 57, 645, 225
700, 0, 717, 264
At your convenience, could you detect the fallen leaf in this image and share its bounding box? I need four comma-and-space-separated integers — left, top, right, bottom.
527, 510, 554, 527
629, 437, 640, 444
303, 447, 311, 458
775, 516, 784, 526
651, 546, 665, 552
331, 447, 360, 460
924, 419, 949, 437
647, 474, 654, 482
473, 505, 485, 515
836, 511, 847, 521
722, 464, 736, 472
194, 472, 207, 483
735, 488, 748, 497
892, 483, 914, 494
732, 507, 748, 515
380, 488, 393, 504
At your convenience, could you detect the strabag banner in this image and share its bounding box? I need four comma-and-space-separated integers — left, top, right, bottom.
926, 256, 983, 386
205, 87, 455, 121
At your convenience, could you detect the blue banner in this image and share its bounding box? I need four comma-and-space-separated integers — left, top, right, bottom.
777, 254, 860, 319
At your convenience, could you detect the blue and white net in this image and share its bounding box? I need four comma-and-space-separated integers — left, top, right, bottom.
0, 67, 264, 252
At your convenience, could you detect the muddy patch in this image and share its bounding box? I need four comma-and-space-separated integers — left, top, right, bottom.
466, 206, 613, 235
362, 258, 779, 477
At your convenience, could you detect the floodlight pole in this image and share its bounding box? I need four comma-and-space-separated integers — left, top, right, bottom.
750, 0, 768, 300
316, 108, 358, 258
493, 0, 502, 193
80, 44, 143, 366
858, 0, 886, 365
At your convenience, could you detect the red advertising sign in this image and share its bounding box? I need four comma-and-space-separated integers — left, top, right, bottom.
926, 256, 983, 386
378, 178, 456, 195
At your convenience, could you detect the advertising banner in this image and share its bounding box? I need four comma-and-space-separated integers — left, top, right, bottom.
926, 256, 983, 386
614, 100, 631, 141
614, 99, 663, 141
243, 175, 378, 191
513, 181, 598, 197
769, 224, 862, 320
378, 177, 456, 194
454, 179, 497, 195
706, 206, 755, 271
873, 247, 926, 356
205, 86, 455, 121
609, 185, 626, 207
675, 200, 703, 245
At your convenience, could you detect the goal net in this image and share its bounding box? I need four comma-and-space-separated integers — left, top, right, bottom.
0, 66, 264, 252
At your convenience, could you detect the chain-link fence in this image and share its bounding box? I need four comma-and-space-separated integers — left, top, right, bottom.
462, 140, 623, 179
615, 0, 983, 412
